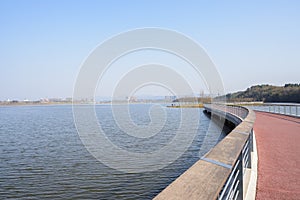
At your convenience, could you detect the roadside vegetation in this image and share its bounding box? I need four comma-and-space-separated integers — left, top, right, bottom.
222, 84, 300, 103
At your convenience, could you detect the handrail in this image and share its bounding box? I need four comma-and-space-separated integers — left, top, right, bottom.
249, 103, 300, 117
154, 104, 255, 200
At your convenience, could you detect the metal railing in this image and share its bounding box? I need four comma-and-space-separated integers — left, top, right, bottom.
218, 134, 252, 200
250, 103, 300, 117
208, 105, 253, 200
210, 104, 249, 120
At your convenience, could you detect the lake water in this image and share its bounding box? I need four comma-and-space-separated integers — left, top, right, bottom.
0, 104, 228, 199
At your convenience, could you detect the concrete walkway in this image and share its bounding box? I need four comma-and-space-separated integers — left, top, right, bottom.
254, 112, 300, 200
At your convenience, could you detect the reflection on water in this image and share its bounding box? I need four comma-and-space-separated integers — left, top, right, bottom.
0, 104, 227, 199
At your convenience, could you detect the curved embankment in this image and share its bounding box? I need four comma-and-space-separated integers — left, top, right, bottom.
154, 104, 256, 200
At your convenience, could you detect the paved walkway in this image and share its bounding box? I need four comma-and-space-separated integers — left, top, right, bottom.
254, 112, 300, 200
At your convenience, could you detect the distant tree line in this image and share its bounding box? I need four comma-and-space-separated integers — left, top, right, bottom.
220, 84, 300, 103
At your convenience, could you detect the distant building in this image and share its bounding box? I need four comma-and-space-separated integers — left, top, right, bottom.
164, 96, 177, 102
65, 97, 72, 102
128, 96, 137, 102
40, 98, 49, 103
49, 98, 63, 102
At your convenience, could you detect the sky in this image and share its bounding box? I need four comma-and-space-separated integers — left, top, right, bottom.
0, 0, 299, 100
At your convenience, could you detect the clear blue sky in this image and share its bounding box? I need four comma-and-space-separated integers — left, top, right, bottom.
1, 0, 299, 100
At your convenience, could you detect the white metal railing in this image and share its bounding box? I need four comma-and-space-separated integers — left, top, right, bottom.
209, 104, 249, 120
250, 103, 300, 117
215, 105, 252, 200
218, 160, 240, 200
217, 135, 252, 200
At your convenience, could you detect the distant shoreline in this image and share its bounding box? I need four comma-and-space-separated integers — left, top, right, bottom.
1, 101, 299, 107
0, 101, 172, 107
0, 102, 76, 107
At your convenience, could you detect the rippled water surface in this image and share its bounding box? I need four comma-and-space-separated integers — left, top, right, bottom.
0, 104, 227, 199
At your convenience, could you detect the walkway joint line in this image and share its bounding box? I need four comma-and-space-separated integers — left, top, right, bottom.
233, 130, 249, 135
201, 157, 232, 169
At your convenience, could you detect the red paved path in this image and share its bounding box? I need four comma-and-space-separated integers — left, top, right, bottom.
254, 112, 300, 200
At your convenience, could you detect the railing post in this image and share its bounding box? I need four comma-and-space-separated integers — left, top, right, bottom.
248, 131, 253, 168
237, 153, 244, 200
279, 106, 281, 114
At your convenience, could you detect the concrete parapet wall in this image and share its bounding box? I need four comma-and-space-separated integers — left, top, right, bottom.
154, 104, 256, 200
